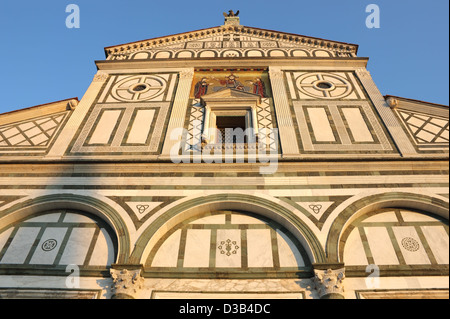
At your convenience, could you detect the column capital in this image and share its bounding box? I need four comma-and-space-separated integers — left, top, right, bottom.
110, 265, 144, 299
313, 266, 346, 299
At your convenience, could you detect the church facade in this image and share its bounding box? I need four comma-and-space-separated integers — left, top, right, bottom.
0, 14, 448, 299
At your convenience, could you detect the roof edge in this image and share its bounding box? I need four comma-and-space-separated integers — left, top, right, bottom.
103, 24, 359, 57
384, 95, 449, 109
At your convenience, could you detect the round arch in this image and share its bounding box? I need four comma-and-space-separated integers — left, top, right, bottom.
130, 193, 326, 265
0, 193, 131, 264
326, 192, 449, 262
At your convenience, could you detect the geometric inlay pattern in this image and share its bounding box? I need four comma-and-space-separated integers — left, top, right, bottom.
0, 112, 68, 148
342, 208, 449, 267
398, 110, 449, 144
295, 72, 353, 99
147, 211, 310, 275
0, 210, 116, 267
111, 75, 168, 102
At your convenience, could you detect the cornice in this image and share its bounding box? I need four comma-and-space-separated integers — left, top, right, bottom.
104, 25, 359, 58
95, 57, 369, 71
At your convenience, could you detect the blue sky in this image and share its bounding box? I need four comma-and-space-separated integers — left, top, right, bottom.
0, 0, 448, 114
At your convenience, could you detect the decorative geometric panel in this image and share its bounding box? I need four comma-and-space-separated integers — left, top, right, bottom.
69, 103, 168, 155
107, 196, 185, 230
0, 111, 69, 154
185, 99, 205, 151
295, 72, 353, 99
111, 31, 355, 61
398, 110, 449, 145
293, 102, 394, 153
0, 210, 116, 268
97, 73, 177, 104
341, 208, 449, 267
285, 71, 364, 101
111, 75, 168, 102
146, 211, 310, 275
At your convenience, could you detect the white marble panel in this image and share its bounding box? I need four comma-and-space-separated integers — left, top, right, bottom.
89, 228, 115, 266
276, 230, 305, 267
88, 110, 122, 144
58, 228, 95, 265
231, 214, 265, 225
420, 226, 449, 264
151, 229, 181, 267
363, 211, 398, 223
216, 229, 241, 268
307, 108, 335, 142
392, 226, 430, 265
365, 227, 399, 265
343, 228, 368, 266
29, 227, 68, 265
183, 229, 211, 268
401, 211, 438, 222
0, 228, 13, 253
126, 109, 155, 144
342, 108, 373, 142
0, 227, 40, 264
25, 213, 61, 223
189, 215, 225, 225
247, 229, 273, 268
63, 213, 94, 223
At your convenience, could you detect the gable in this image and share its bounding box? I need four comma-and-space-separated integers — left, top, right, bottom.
105, 25, 359, 61
387, 96, 449, 153
0, 98, 76, 156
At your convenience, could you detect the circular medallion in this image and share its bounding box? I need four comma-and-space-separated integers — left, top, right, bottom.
401, 237, 420, 252
111, 75, 167, 102
295, 72, 353, 99
41, 239, 58, 252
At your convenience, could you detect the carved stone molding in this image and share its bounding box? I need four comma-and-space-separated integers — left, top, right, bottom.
313, 267, 345, 299
93, 72, 109, 82
179, 68, 195, 80
110, 268, 144, 299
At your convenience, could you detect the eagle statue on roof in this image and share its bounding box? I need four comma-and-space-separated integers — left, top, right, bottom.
223, 10, 239, 17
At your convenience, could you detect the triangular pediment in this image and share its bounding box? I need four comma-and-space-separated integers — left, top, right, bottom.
105, 24, 359, 60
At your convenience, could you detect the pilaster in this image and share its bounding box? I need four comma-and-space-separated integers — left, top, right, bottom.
355, 68, 417, 156
46, 71, 110, 159
161, 68, 195, 157
268, 66, 300, 156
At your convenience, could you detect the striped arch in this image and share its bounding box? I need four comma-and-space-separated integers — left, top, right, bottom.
130, 193, 326, 266
0, 193, 131, 264
325, 192, 449, 262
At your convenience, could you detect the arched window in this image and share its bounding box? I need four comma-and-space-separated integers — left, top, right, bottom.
146, 210, 311, 277
0, 209, 117, 269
